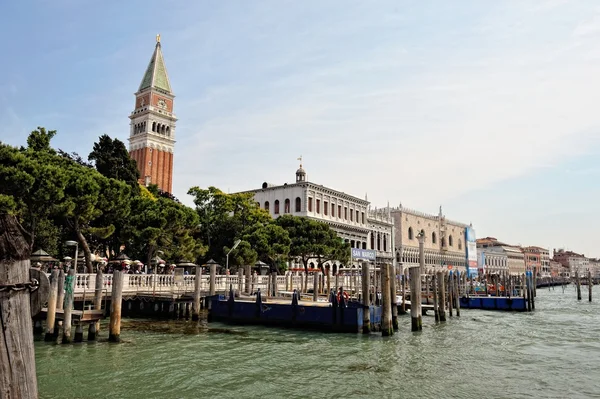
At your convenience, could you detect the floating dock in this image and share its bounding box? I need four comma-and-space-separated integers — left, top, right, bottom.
209, 291, 382, 333
459, 296, 528, 311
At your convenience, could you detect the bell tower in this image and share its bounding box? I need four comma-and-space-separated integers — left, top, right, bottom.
128, 34, 177, 193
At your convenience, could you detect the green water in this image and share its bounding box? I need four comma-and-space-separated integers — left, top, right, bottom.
36, 288, 600, 399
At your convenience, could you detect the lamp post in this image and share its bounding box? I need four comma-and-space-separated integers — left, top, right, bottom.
226, 239, 241, 274
65, 240, 78, 271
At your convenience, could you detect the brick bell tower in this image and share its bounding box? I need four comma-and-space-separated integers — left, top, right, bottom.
129, 34, 177, 193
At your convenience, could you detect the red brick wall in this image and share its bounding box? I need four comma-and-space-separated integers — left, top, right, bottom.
129, 147, 173, 193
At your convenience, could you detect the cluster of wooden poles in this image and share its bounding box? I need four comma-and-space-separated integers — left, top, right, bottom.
575, 269, 594, 302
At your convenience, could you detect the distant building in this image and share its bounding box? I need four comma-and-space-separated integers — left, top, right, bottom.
476, 237, 525, 275
477, 248, 509, 274
522, 246, 551, 277
128, 36, 177, 193
391, 206, 469, 273
549, 260, 565, 278
553, 249, 589, 278
239, 163, 394, 268
589, 259, 600, 279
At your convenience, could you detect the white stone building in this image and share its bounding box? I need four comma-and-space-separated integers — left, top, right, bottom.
477, 248, 509, 274
390, 205, 469, 273
239, 164, 394, 268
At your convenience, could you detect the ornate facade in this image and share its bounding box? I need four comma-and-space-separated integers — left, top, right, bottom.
128, 36, 177, 193
391, 205, 468, 273
240, 164, 394, 268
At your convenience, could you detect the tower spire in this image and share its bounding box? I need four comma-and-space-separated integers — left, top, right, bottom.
128, 36, 177, 194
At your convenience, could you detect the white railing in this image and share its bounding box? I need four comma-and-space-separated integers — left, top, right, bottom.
62, 272, 373, 297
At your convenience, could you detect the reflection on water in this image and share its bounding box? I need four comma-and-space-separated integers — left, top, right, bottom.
36, 288, 600, 399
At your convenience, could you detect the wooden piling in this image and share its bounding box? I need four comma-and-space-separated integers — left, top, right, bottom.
238, 268, 243, 295
409, 266, 422, 331
438, 271, 446, 322
192, 265, 202, 321
425, 274, 430, 305
209, 263, 216, 296
401, 268, 407, 314
44, 269, 59, 341
361, 261, 371, 333
313, 272, 319, 302
432, 272, 439, 322
454, 272, 460, 317
381, 263, 393, 336
271, 271, 278, 297
589, 270, 593, 302
57, 269, 65, 310
108, 270, 124, 343
61, 268, 76, 344
390, 264, 398, 331
447, 272, 453, 317
576, 272, 582, 301
245, 265, 252, 294
93, 269, 103, 336
74, 324, 83, 343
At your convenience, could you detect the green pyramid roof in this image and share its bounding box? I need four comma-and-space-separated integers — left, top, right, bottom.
139, 42, 172, 93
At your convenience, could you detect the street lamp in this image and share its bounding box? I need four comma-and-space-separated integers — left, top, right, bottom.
65, 240, 78, 271
225, 239, 241, 274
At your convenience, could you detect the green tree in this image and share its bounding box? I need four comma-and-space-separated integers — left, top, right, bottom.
244, 223, 290, 272
124, 196, 205, 268
88, 134, 140, 194
26, 126, 56, 153
187, 186, 270, 264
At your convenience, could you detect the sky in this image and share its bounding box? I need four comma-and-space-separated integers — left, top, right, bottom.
1, 1, 599, 257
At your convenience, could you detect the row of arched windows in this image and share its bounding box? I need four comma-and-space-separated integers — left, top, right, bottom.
264, 197, 302, 214
133, 121, 146, 135
152, 122, 170, 136
407, 227, 462, 250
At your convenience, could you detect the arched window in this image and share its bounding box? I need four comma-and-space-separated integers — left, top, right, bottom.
370, 233, 375, 249
274, 200, 280, 214
449, 235, 453, 247
152, 122, 156, 132
458, 239, 462, 250
264, 201, 270, 212
432, 232, 437, 244
362, 242, 367, 249
383, 235, 387, 252
162, 125, 166, 134
284, 199, 290, 213
351, 240, 355, 248
295, 197, 301, 212
408, 227, 414, 240
166, 126, 170, 136
377, 234, 381, 251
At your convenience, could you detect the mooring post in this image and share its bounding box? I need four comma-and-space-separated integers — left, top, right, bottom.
109, 270, 124, 342
44, 269, 59, 341
57, 269, 65, 310
455, 271, 460, 317
192, 265, 202, 321
576, 271, 582, 301
361, 261, 371, 333
271, 271, 278, 297
209, 263, 216, 296
589, 270, 593, 302
245, 265, 252, 294
312, 272, 319, 302
91, 268, 103, 339
401, 268, 407, 314
409, 265, 422, 331
326, 267, 331, 297
432, 272, 439, 322
74, 323, 83, 343
61, 268, 75, 344
438, 271, 446, 322
390, 264, 398, 331
380, 263, 393, 336
238, 268, 243, 295
447, 272, 453, 317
